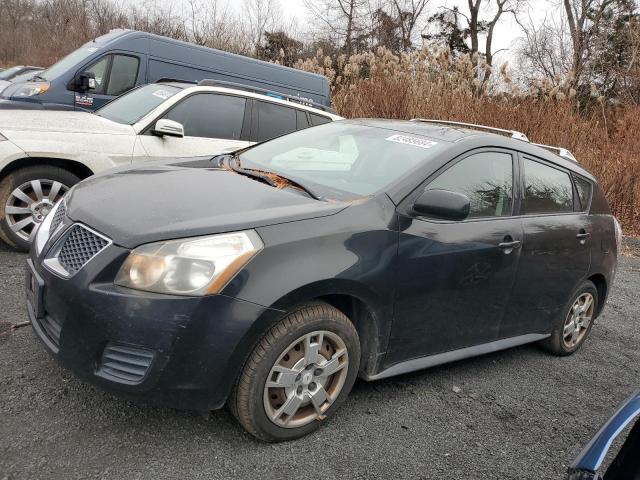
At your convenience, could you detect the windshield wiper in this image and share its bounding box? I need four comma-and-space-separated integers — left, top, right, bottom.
228, 156, 320, 200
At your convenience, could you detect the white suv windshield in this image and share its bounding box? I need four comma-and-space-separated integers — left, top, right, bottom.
96, 84, 181, 124
239, 122, 448, 197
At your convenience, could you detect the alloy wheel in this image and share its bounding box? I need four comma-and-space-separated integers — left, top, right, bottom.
5, 179, 68, 242
562, 292, 595, 349
263, 330, 349, 428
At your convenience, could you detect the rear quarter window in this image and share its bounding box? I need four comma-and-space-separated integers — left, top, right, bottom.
573, 174, 593, 212
310, 113, 332, 126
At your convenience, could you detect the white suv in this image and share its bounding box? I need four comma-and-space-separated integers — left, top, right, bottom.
0, 80, 342, 250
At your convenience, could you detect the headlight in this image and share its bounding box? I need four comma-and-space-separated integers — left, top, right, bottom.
34, 198, 64, 255
12, 82, 50, 98
115, 230, 263, 296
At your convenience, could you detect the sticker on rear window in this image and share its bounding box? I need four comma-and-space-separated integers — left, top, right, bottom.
386, 134, 438, 149
152, 89, 173, 100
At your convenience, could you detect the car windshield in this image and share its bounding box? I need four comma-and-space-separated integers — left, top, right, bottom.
95, 84, 182, 124
238, 121, 449, 198
0, 66, 23, 80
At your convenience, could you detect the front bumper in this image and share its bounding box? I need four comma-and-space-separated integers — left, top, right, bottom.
26, 241, 271, 411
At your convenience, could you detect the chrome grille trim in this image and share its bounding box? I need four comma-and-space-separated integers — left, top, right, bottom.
43, 223, 112, 278
49, 200, 66, 233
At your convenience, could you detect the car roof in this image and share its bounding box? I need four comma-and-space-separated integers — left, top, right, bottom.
346, 118, 595, 180
154, 81, 342, 119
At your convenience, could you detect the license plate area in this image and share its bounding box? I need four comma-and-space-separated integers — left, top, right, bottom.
26, 259, 45, 319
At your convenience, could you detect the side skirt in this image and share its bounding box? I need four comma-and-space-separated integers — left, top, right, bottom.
366, 333, 550, 381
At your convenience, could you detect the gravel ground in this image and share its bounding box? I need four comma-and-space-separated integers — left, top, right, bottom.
0, 241, 638, 480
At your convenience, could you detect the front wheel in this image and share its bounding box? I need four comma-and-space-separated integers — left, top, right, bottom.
0, 166, 79, 251
229, 301, 360, 442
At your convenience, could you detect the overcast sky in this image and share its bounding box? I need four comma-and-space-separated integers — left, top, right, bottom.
274, 0, 555, 64
140, 0, 558, 65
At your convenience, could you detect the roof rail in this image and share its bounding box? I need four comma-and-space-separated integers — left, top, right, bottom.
197, 79, 337, 114
532, 143, 577, 162
410, 118, 579, 162
410, 118, 530, 142
155, 78, 197, 84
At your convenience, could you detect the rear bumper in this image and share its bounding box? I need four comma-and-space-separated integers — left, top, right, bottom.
26, 245, 272, 411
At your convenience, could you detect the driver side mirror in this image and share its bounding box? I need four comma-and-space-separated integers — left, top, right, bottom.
413, 189, 470, 221
75, 71, 96, 92
152, 119, 185, 138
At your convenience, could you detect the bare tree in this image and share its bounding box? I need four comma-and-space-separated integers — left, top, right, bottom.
304, 0, 368, 56
244, 0, 282, 52
392, 0, 430, 51
563, 0, 619, 86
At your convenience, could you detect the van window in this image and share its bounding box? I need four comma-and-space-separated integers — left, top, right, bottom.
426, 151, 513, 218
165, 94, 246, 139
85, 57, 110, 94
107, 56, 139, 95
310, 113, 331, 126
256, 102, 297, 142
523, 158, 574, 214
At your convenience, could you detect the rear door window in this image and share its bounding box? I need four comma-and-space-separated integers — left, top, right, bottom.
255, 101, 297, 142
523, 158, 574, 214
426, 151, 514, 218
164, 93, 246, 139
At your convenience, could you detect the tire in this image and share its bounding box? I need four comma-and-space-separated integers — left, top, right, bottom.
541, 280, 598, 356
0, 166, 80, 251
229, 301, 360, 442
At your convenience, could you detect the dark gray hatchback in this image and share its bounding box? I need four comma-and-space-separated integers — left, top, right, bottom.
25, 119, 620, 442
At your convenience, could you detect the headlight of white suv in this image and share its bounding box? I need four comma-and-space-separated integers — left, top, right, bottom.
114, 230, 263, 296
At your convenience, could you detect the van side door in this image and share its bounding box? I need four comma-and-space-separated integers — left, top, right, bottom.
137, 93, 252, 161
73, 54, 141, 111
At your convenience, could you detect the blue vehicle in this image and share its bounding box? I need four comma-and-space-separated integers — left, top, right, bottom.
0, 30, 331, 111
569, 391, 640, 479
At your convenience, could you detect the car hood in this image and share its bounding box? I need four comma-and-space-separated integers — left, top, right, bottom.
66, 164, 348, 249
0, 110, 132, 136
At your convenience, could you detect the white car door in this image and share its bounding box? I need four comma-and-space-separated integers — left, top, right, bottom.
135, 92, 252, 162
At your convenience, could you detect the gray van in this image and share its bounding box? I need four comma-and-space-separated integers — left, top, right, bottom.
0, 30, 331, 111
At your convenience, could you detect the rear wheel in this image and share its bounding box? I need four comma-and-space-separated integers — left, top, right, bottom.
229, 301, 360, 442
541, 280, 598, 356
0, 166, 79, 251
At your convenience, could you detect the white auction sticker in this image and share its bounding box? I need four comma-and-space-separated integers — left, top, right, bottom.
152, 89, 173, 100
386, 134, 438, 149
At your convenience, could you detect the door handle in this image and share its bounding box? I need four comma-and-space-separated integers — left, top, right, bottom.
498, 236, 522, 252
576, 229, 591, 244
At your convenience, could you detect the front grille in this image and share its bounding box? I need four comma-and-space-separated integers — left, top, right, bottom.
49, 201, 66, 233
37, 314, 62, 352
57, 225, 109, 275
97, 344, 155, 385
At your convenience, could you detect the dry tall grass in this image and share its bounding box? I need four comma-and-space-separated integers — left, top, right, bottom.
296, 47, 640, 235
